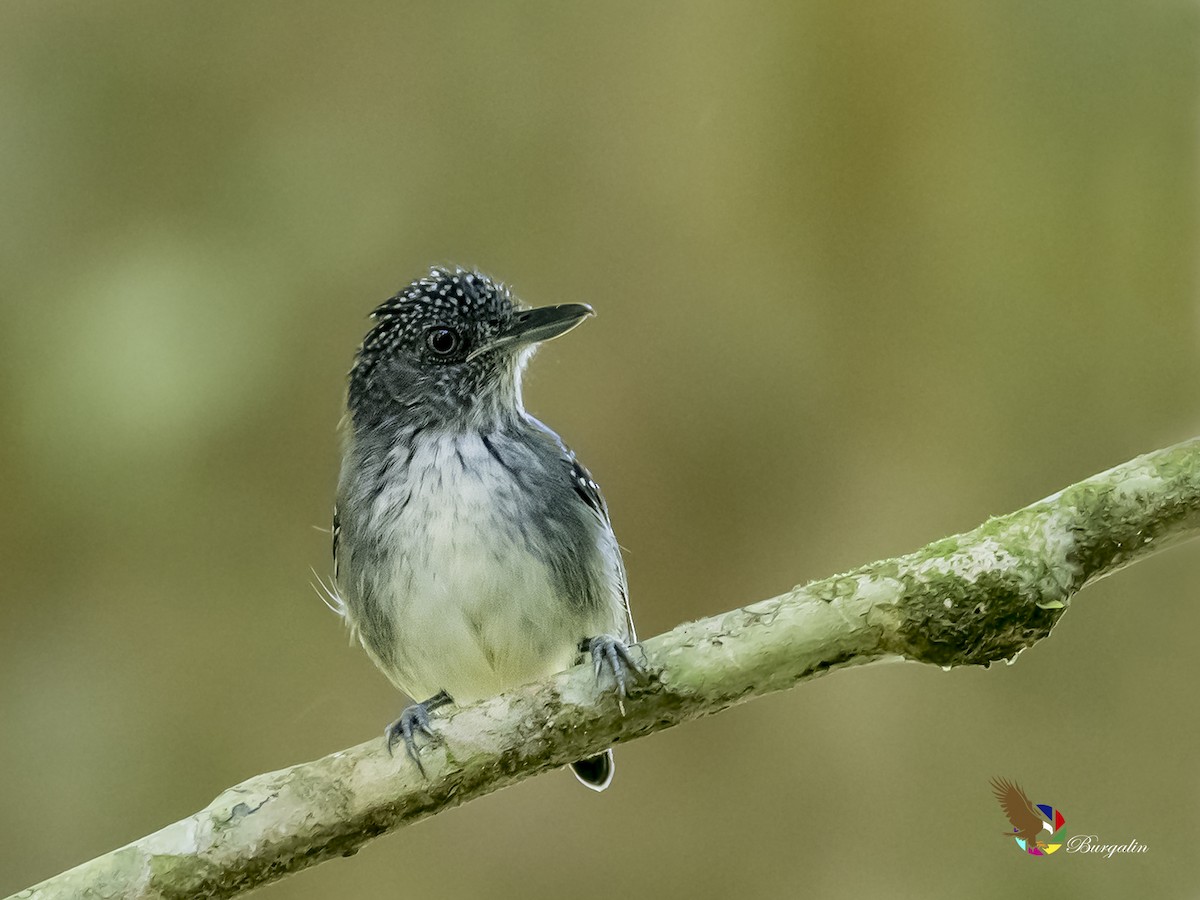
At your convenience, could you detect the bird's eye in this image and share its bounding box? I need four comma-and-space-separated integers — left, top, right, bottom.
425, 327, 461, 356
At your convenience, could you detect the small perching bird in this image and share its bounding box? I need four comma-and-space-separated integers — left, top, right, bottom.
330, 266, 640, 790
990, 777, 1051, 850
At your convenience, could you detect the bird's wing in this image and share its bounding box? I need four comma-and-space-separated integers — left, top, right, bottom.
331, 505, 341, 580
990, 777, 1047, 834
567, 455, 609, 519
567, 455, 636, 643
525, 415, 637, 643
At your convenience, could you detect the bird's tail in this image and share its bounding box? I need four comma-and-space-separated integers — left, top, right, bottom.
570, 750, 614, 792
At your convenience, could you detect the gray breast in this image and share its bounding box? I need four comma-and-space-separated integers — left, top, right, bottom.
335, 425, 626, 702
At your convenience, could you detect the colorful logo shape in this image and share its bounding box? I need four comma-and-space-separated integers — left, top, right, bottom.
990, 778, 1067, 857
1013, 803, 1067, 856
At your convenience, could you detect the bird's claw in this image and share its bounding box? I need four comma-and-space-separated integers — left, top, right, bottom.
585, 634, 645, 698
384, 694, 449, 777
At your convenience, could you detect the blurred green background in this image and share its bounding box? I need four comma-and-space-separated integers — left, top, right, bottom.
1, 2, 1197, 897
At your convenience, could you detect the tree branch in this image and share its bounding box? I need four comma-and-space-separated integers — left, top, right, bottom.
10, 440, 1200, 900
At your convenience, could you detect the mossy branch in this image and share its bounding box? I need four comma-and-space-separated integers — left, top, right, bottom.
9, 440, 1200, 900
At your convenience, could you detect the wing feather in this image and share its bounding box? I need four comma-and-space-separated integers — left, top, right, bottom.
990, 777, 1047, 835
331, 506, 341, 580
568, 456, 636, 642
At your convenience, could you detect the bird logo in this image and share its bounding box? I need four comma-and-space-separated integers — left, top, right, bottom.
990, 777, 1068, 856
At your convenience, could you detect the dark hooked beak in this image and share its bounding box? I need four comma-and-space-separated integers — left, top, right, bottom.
467, 303, 594, 360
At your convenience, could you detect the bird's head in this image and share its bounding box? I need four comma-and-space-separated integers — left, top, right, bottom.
347, 266, 593, 430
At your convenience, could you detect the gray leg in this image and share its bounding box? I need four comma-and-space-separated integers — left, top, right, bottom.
579, 635, 645, 698
384, 690, 453, 776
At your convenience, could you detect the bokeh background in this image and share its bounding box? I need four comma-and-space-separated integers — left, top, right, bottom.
1, 2, 1197, 897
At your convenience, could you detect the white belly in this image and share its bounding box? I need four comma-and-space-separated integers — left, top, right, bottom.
362, 433, 603, 702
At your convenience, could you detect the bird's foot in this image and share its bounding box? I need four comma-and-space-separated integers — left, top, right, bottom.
384, 690, 452, 777
581, 635, 645, 698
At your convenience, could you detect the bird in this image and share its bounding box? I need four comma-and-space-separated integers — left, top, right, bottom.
328, 265, 640, 791
990, 777, 1052, 851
